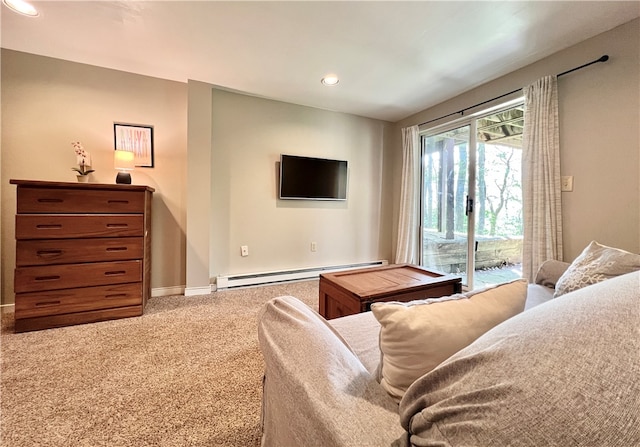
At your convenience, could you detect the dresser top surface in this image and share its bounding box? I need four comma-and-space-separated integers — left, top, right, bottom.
10, 179, 155, 193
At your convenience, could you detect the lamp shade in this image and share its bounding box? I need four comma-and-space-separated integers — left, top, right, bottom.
114, 150, 135, 171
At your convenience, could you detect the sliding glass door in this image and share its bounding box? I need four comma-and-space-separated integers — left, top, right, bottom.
421, 103, 524, 289
422, 124, 474, 284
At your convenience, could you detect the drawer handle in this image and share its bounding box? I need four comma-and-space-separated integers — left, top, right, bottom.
34, 275, 61, 281
36, 249, 64, 257
37, 198, 63, 203
108, 200, 130, 204
106, 247, 128, 252
35, 300, 61, 307
36, 224, 63, 229
105, 293, 127, 299
104, 270, 126, 276
106, 224, 129, 228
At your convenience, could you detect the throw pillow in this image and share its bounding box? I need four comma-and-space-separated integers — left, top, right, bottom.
371, 279, 527, 402
554, 241, 640, 297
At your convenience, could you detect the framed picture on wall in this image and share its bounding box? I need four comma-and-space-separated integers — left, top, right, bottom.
114, 123, 154, 167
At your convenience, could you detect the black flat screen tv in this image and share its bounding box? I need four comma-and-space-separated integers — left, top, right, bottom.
279, 154, 348, 201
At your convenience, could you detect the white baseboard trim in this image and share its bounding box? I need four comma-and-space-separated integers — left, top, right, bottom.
183, 285, 213, 297
151, 286, 185, 297
216, 260, 388, 289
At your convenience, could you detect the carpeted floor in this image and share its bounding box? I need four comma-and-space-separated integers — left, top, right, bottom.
0, 280, 319, 447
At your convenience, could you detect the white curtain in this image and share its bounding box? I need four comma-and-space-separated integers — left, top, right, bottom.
521, 75, 563, 281
395, 125, 421, 264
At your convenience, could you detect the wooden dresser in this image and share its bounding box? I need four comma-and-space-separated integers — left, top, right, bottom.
10, 180, 154, 332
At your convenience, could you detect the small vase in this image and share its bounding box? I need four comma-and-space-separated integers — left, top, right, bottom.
76, 175, 89, 183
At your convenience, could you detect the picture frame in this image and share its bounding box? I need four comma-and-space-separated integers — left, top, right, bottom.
114, 123, 154, 167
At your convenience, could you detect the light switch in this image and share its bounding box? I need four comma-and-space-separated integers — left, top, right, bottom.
561, 176, 574, 192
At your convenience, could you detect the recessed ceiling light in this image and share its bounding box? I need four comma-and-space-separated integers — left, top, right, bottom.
2, 0, 39, 16
321, 75, 339, 86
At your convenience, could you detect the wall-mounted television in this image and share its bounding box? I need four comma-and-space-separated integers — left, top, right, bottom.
279, 154, 348, 201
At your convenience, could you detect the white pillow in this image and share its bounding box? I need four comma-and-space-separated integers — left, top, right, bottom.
371, 279, 527, 402
554, 241, 640, 297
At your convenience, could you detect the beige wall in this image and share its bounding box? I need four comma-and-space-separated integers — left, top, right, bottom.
393, 18, 640, 262
206, 88, 394, 281
1, 50, 188, 304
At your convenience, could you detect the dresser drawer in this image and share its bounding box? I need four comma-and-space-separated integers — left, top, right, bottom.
17, 187, 145, 214
15, 283, 143, 318
14, 260, 142, 293
16, 238, 144, 266
14, 306, 143, 333
15, 215, 143, 239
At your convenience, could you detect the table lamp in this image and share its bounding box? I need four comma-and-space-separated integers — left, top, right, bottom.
114, 150, 135, 184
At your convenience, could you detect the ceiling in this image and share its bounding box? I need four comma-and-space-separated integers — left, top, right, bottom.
2, 1, 638, 122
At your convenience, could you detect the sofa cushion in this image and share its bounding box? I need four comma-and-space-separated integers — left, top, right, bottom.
329, 310, 381, 375
371, 279, 527, 401
554, 241, 640, 297
524, 283, 554, 310
396, 271, 640, 447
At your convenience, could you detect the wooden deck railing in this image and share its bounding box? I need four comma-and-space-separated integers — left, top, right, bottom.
423, 235, 522, 273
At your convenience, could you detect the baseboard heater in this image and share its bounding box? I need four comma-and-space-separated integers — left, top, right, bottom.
216, 260, 388, 289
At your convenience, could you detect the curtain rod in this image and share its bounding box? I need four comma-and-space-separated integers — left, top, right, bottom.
418, 54, 609, 127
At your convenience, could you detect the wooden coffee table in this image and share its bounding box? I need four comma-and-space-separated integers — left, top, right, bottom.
319, 263, 462, 319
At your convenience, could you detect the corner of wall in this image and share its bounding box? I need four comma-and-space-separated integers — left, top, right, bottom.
185, 80, 214, 291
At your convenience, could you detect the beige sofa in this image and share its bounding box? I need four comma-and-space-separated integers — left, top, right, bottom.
258, 261, 640, 446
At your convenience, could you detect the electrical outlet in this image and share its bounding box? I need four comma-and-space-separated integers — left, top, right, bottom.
240, 245, 249, 257
311, 242, 317, 252
561, 176, 574, 192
